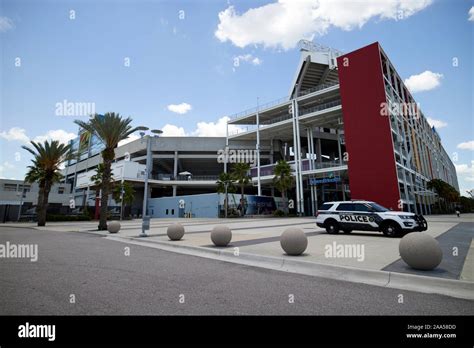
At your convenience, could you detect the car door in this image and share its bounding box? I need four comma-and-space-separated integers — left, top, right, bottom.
335, 203, 357, 229
353, 203, 379, 231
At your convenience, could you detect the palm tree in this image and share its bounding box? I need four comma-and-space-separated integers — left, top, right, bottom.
75, 113, 137, 230
23, 140, 72, 226
90, 163, 112, 220
216, 172, 236, 217
230, 163, 251, 216
273, 160, 294, 209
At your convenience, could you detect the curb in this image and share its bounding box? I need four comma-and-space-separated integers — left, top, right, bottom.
105, 235, 474, 301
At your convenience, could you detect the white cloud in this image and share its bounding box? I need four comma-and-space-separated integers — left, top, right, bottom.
0, 162, 15, 177
192, 116, 243, 137
0, 127, 30, 143
215, 0, 432, 50
426, 117, 447, 129
456, 161, 474, 182
3, 162, 15, 169
235, 54, 262, 66
0, 16, 14, 33
457, 140, 474, 151
118, 133, 140, 147
404, 70, 443, 93
33, 129, 77, 144
157, 117, 244, 138
161, 124, 187, 137
0, 127, 78, 145
469, 6, 474, 21
167, 103, 192, 115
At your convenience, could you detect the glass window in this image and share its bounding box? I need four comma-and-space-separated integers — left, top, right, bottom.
318, 203, 333, 211
3, 184, 17, 192
89, 134, 104, 157
336, 203, 355, 211
354, 203, 371, 212
368, 202, 389, 212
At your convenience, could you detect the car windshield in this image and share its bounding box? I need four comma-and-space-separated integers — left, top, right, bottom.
368, 202, 389, 212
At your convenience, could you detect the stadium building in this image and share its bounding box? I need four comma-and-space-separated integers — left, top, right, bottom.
226, 41, 458, 216
59, 41, 458, 218
62, 132, 270, 218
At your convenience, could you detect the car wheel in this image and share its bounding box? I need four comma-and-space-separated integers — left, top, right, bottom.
325, 220, 339, 234
382, 222, 400, 237
342, 229, 352, 234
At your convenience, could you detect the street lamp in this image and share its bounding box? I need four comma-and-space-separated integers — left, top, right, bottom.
119, 184, 124, 221
138, 127, 163, 237
16, 186, 25, 222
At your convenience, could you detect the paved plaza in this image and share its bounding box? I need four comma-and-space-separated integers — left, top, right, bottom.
4, 214, 473, 297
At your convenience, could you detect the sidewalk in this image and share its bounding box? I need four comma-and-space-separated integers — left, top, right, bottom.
3, 214, 473, 299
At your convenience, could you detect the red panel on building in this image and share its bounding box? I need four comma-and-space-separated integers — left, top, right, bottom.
337, 42, 401, 210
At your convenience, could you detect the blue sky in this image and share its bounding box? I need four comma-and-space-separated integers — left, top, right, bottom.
0, 0, 473, 194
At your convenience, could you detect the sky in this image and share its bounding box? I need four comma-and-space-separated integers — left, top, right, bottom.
0, 0, 473, 195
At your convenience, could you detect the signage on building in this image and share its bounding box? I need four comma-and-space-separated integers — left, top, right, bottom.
310, 176, 341, 185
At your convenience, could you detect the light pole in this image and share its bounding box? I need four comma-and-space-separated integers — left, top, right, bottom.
119, 180, 124, 221
16, 185, 25, 222
256, 97, 261, 196
224, 181, 228, 218
137, 127, 163, 237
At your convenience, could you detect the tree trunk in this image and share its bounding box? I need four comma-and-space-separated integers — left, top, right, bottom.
99, 153, 113, 230
224, 191, 228, 218
282, 190, 288, 214
36, 184, 45, 226
94, 189, 100, 220
241, 185, 245, 216
37, 180, 51, 227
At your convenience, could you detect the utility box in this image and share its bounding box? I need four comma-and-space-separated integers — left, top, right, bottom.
142, 216, 150, 231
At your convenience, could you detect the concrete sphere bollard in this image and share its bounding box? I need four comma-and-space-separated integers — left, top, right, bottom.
211, 226, 232, 247
107, 220, 121, 234
167, 223, 185, 241
280, 227, 308, 256
399, 232, 442, 270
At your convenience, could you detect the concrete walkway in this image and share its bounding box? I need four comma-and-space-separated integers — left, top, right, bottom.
2, 214, 473, 299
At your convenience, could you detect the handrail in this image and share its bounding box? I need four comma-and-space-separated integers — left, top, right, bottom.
228, 82, 340, 121
228, 99, 342, 136
152, 174, 220, 181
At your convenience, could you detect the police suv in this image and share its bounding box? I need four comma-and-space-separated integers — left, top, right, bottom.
315, 200, 427, 237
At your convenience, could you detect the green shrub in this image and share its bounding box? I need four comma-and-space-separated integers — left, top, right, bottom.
273, 209, 286, 217
46, 214, 91, 222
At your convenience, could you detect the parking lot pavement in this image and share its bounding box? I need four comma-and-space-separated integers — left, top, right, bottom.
2, 226, 473, 315
4, 214, 473, 278
119, 216, 467, 272
383, 222, 474, 279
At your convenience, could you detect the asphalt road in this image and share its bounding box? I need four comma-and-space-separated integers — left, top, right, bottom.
0, 226, 473, 315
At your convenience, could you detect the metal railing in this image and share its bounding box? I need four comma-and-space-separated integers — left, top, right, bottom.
152, 174, 219, 181
228, 100, 342, 137
310, 161, 346, 170
228, 82, 339, 122
229, 96, 290, 121
297, 82, 339, 97
260, 113, 292, 125
299, 99, 341, 116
